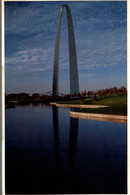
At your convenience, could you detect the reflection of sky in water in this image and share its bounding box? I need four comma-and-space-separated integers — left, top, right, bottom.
5, 105, 127, 194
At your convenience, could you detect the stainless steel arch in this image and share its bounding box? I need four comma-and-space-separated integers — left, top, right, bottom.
52, 4, 79, 97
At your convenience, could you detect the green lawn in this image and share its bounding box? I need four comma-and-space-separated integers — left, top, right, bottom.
89, 93, 127, 106
57, 93, 127, 116
75, 104, 127, 116
57, 98, 93, 104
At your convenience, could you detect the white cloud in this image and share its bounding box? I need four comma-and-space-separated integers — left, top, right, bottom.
5, 47, 54, 73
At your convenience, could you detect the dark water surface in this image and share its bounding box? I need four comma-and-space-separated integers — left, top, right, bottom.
5, 104, 127, 194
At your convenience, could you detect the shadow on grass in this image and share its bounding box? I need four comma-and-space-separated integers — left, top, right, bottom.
75, 104, 127, 116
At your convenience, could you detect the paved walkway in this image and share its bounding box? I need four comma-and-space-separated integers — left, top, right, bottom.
50, 102, 127, 123
50, 102, 108, 108
70, 111, 127, 123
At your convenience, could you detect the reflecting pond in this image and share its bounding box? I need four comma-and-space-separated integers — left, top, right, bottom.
5, 104, 127, 194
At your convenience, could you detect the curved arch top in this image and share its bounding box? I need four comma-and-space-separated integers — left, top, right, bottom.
52, 4, 79, 97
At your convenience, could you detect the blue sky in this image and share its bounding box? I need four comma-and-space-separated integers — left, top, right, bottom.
5, 1, 127, 94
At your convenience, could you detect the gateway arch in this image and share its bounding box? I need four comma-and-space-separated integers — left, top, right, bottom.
52, 4, 79, 97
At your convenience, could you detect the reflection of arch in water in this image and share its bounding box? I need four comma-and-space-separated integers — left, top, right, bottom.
53, 4, 79, 96
52, 106, 79, 176
68, 117, 79, 175
52, 106, 60, 170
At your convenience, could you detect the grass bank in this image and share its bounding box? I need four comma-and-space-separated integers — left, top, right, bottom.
58, 94, 127, 116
